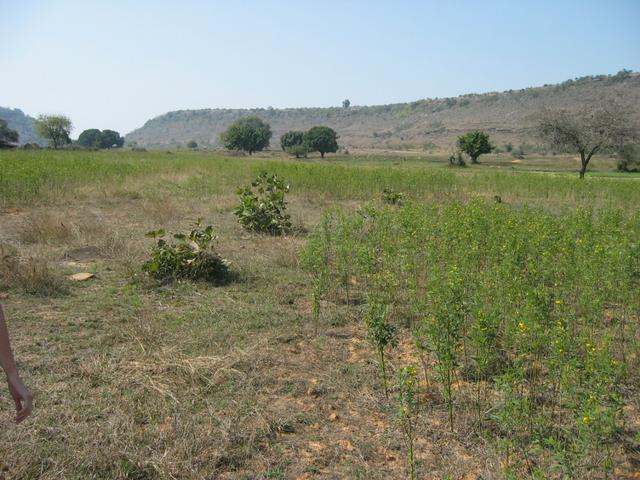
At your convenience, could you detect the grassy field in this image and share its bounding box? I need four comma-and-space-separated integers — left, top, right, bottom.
0, 150, 638, 479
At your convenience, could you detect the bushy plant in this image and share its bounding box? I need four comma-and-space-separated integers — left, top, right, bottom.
143, 220, 231, 284
382, 188, 404, 205
234, 172, 292, 235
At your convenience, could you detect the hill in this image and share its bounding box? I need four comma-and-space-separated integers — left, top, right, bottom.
0, 107, 46, 145
126, 70, 640, 151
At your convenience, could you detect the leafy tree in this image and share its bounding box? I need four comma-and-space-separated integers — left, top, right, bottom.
77, 129, 102, 148
186, 140, 198, 149
280, 130, 308, 158
0, 119, 19, 148
100, 129, 124, 148
33, 115, 72, 149
77, 128, 124, 149
304, 126, 338, 159
456, 131, 493, 164
220, 116, 271, 155
342, 99, 351, 108
537, 102, 636, 178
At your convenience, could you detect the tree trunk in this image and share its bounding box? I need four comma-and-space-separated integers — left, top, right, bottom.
471, 156, 479, 164
320, 152, 325, 159
579, 152, 587, 179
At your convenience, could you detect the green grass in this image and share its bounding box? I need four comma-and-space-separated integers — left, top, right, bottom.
2, 150, 639, 209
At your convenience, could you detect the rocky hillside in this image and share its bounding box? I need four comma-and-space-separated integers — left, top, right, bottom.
127, 71, 640, 151
0, 107, 46, 145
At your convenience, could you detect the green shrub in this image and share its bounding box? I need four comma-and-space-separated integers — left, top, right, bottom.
143, 221, 231, 284
234, 172, 292, 235
382, 188, 404, 205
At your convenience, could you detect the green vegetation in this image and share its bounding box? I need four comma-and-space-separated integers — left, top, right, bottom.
0, 148, 639, 478
457, 130, 493, 164
280, 130, 307, 158
220, 116, 271, 155
303, 126, 339, 158
33, 114, 73, 149
77, 128, 124, 149
234, 172, 292, 235
143, 221, 231, 284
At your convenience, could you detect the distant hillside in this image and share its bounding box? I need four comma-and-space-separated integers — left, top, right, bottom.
127, 71, 640, 151
0, 107, 46, 145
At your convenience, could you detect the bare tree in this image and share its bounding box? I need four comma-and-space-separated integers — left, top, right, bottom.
536, 102, 635, 178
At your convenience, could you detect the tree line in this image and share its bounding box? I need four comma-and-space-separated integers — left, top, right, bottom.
220, 116, 339, 158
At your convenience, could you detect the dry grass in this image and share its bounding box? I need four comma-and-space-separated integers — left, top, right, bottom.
0, 245, 67, 297
0, 152, 638, 479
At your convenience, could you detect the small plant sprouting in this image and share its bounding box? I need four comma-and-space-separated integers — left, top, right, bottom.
382, 188, 405, 205
143, 220, 231, 284
234, 172, 292, 235
365, 301, 398, 399
396, 366, 420, 480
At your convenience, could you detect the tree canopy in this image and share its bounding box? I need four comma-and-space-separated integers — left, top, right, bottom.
77, 128, 124, 149
0, 119, 19, 148
280, 130, 308, 158
34, 115, 72, 149
220, 116, 271, 155
456, 131, 493, 164
536, 102, 636, 178
304, 126, 338, 158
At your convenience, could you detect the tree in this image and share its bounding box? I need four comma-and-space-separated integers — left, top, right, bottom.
220, 116, 271, 155
100, 129, 124, 148
77, 129, 102, 148
304, 126, 338, 159
186, 140, 198, 149
280, 130, 308, 158
34, 115, 72, 149
536, 103, 636, 178
456, 131, 493, 164
0, 119, 19, 148
342, 99, 351, 109
77, 128, 124, 149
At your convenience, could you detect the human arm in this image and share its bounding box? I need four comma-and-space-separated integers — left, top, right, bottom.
0, 304, 32, 423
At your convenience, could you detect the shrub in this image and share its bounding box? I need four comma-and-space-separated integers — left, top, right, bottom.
382, 188, 404, 205
448, 151, 466, 167
234, 172, 292, 235
143, 221, 231, 284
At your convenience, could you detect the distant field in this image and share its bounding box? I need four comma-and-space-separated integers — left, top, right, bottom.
0, 150, 638, 479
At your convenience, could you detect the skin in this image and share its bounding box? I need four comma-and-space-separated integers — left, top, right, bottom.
0, 304, 32, 423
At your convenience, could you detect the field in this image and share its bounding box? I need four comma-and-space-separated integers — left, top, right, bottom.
0, 150, 639, 479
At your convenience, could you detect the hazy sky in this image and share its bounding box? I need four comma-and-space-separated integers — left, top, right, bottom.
1, 0, 639, 136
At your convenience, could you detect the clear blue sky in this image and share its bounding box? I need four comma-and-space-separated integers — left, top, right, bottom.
1, 0, 639, 136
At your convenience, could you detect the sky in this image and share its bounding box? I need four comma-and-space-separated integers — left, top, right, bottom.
1, 0, 639, 136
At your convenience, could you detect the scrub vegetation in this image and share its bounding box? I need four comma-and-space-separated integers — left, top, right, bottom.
0, 148, 638, 479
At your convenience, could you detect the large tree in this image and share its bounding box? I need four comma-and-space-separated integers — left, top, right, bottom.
77, 129, 102, 148
304, 126, 338, 159
34, 115, 72, 149
536, 103, 635, 178
0, 119, 19, 148
220, 116, 271, 155
100, 129, 124, 148
456, 131, 493, 164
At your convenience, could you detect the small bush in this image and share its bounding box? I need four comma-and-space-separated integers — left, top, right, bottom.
143, 221, 231, 284
234, 172, 292, 235
382, 188, 404, 205
448, 151, 466, 167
